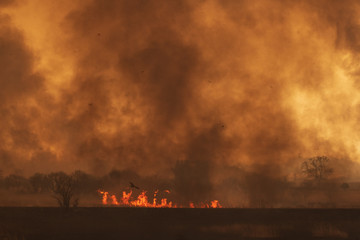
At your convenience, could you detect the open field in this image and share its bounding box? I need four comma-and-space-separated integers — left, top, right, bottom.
0, 208, 360, 239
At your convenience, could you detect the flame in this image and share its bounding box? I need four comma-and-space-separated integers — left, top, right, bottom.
97, 190, 109, 205
122, 190, 132, 205
111, 195, 119, 205
210, 200, 222, 208
98, 189, 222, 208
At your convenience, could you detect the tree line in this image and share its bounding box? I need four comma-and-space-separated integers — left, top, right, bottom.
0, 155, 350, 209
0, 169, 149, 210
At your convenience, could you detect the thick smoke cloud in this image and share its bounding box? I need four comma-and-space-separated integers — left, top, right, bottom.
0, 7, 56, 175
0, 0, 13, 7
1, 0, 360, 205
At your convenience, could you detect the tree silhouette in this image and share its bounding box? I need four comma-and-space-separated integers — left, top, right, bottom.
29, 173, 49, 193
301, 156, 333, 182
3, 174, 31, 192
48, 172, 77, 210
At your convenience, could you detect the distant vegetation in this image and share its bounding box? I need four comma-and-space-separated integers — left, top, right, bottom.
301, 156, 334, 182
0, 156, 358, 208
0, 169, 173, 208
0, 169, 145, 195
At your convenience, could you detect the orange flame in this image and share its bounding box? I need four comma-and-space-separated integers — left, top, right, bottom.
98, 190, 109, 205
111, 195, 119, 205
98, 189, 222, 208
210, 200, 222, 208
122, 190, 132, 205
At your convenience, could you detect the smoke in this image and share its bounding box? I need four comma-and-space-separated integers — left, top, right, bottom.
1, 0, 360, 205
0, 4, 49, 175
0, 0, 13, 7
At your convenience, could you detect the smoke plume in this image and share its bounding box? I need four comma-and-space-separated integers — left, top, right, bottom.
1, 0, 360, 205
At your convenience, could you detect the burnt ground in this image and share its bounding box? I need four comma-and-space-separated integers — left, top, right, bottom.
0, 208, 359, 240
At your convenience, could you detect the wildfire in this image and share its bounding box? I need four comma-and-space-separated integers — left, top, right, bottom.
97, 189, 222, 208
98, 190, 108, 205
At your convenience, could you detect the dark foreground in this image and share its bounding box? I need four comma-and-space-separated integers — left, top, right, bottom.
0, 208, 360, 240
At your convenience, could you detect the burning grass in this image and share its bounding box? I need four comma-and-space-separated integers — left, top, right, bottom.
97, 189, 222, 208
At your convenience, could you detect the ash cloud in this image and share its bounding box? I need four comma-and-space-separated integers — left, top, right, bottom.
0, 10, 54, 175
1, 0, 360, 205
0, 0, 13, 7
60, 0, 301, 173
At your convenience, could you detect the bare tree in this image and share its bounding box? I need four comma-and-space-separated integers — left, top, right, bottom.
48, 172, 77, 210
301, 156, 333, 182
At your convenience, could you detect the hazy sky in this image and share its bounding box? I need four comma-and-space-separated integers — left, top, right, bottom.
0, 0, 360, 181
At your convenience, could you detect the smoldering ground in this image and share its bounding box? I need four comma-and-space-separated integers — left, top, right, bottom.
1, 0, 360, 206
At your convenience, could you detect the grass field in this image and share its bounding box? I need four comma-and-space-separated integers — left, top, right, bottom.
0, 207, 359, 239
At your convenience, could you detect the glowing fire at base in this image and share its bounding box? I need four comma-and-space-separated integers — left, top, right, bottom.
97, 189, 222, 208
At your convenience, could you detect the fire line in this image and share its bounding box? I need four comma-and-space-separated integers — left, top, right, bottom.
97, 189, 222, 208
